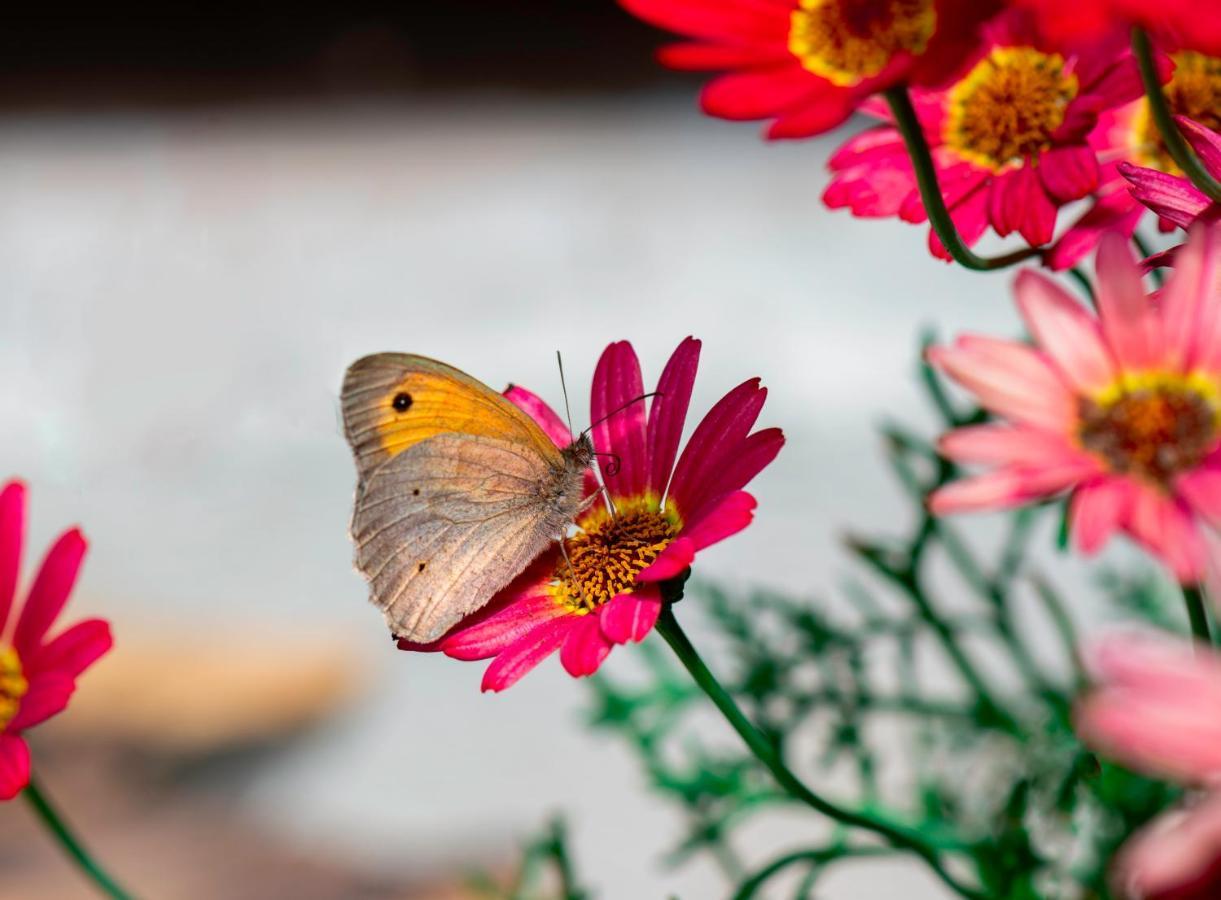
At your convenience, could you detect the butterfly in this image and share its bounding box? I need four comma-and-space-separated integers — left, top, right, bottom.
341, 353, 594, 643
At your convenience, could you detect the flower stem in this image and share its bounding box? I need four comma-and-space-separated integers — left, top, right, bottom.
23, 775, 134, 900
654, 606, 984, 900
883, 87, 1041, 272
1132, 28, 1221, 203
1182, 583, 1213, 646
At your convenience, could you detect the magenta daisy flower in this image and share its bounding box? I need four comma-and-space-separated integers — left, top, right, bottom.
824, 12, 1142, 260
397, 337, 784, 691
929, 224, 1221, 582
0, 480, 113, 799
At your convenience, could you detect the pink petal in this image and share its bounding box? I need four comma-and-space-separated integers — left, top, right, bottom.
599, 589, 662, 644
1037, 145, 1100, 203
1164, 224, 1221, 374
700, 66, 819, 121
8, 671, 74, 732
1179, 116, 1221, 175
480, 617, 573, 693
1179, 465, 1221, 530
826, 126, 908, 172
668, 378, 766, 516
591, 341, 648, 499
929, 464, 1091, 514
1119, 162, 1210, 230
927, 178, 991, 260
927, 337, 1076, 431
504, 385, 571, 449
439, 593, 565, 661
988, 165, 1057, 246
938, 424, 1093, 468
559, 613, 612, 678
13, 528, 86, 660
0, 481, 26, 641
1015, 269, 1116, 393
678, 490, 758, 551
1126, 485, 1208, 583
765, 90, 856, 140
1044, 187, 1144, 271
635, 537, 694, 582
0, 735, 30, 800
1117, 792, 1221, 900
1095, 232, 1164, 371
646, 337, 701, 498
29, 618, 112, 680
677, 427, 783, 524
1070, 478, 1134, 554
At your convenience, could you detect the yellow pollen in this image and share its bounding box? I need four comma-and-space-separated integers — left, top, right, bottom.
1132, 52, 1221, 174
944, 47, 1078, 171
788, 0, 937, 88
0, 648, 28, 731
553, 500, 680, 614
1078, 374, 1221, 485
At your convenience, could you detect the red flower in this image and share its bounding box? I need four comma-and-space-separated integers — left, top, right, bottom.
618, 0, 1001, 139
398, 337, 784, 691
1009, 0, 1221, 59
0, 480, 113, 799
824, 12, 1142, 259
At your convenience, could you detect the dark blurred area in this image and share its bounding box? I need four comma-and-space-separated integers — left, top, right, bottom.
2, 3, 679, 111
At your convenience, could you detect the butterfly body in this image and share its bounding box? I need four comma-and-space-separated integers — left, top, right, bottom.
341, 353, 592, 643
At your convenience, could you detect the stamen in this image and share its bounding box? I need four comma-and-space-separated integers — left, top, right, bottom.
788, 0, 936, 88
0, 648, 28, 730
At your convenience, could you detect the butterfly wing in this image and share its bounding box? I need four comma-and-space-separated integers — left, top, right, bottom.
351, 432, 577, 642
341, 353, 563, 486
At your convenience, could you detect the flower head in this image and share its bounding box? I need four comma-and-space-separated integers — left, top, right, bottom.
929, 224, 1221, 582
1077, 633, 1221, 899
0, 480, 112, 799
398, 338, 784, 691
617, 0, 1000, 139
1010, 0, 1221, 59
825, 12, 1141, 259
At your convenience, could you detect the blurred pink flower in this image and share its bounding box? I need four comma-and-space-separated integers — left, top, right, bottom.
399, 338, 783, 691
1077, 634, 1221, 899
824, 12, 1142, 260
0, 480, 113, 799
929, 224, 1221, 582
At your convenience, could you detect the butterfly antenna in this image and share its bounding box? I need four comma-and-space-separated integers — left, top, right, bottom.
556, 350, 577, 441
580, 391, 663, 438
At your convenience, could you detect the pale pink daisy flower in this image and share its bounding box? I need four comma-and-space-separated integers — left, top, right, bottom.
929, 224, 1221, 582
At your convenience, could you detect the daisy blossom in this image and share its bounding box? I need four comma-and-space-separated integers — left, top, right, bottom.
398, 338, 784, 691
824, 12, 1142, 260
617, 0, 1000, 139
0, 480, 113, 799
929, 224, 1221, 582
1077, 634, 1221, 899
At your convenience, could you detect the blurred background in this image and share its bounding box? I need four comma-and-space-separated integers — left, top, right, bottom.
0, 4, 1125, 897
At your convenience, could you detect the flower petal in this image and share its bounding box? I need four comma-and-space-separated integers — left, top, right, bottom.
439, 593, 565, 661
635, 536, 695, 583
700, 66, 821, 121
1164, 224, 1221, 374
1119, 162, 1210, 230
599, 588, 662, 644
1070, 478, 1134, 554
657, 41, 790, 72
13, 528, 86, 660
938, 424, 1093, 468
679, 427, 783, 524
1126, 486, 1209, 583
988, 165, 1057, 247
0, 735, 30, 800
504, 385, 571, 449
1044, 187, 1144, 272
668, 378, 765, 515
592, 342, 648, 498
559, 613, 612, 677
1095, 230, 1168, 371
646, 337, 701, 497
1037, 145, 1100, 204
1117, 791, 1221, 900
480, 617, 573, 693
929, 463, 1090, 514
1179, 116, 1221, 175
29, 618, 112, 680
680, 490, 758, 552
0, 481, 26, 641
8, 671, 74, 732
1015, 269, 1116, 393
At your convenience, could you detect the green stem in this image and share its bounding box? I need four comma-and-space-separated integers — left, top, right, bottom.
884, 87, 1041, 272
731, 845, 895, 900
1132, 28, 1221, 203
654, 607, 984, 900
23, 776, 134, 900
1182, 583, 1213, 646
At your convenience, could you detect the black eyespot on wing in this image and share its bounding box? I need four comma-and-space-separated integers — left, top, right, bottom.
418, 562, 426, 573
393, 392, 413, 412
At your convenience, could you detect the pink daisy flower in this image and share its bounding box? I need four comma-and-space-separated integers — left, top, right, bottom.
0, 480, 113, 799
398, 337, 784, 691
929, 224, 1221, 582
1077, 634, 1221, 899
617, 0, 1000, 140
824, 12, 1142, 260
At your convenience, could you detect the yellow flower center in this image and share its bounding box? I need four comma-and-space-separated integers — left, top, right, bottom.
1132, 52, 1221, 174
0, 648, 28, 731
944, 47, 1079, 171
788, 0, 937, 88
553, 500, 680, 614
1078, 375, 1221, 485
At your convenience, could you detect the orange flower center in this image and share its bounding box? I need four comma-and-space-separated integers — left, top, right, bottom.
553, 500, 679, 613
944, 47, 1078, 171
788, 0, 937, 88
1133, 52, 1221, 174
0, 648, 28, 731
1078, 378, 1220, 484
